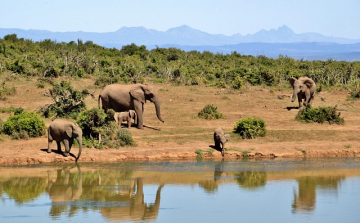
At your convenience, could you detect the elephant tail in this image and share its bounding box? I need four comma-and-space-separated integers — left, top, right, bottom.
98, 95, 101, 109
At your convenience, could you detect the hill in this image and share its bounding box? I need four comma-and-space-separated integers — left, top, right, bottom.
1, 25, 360, 61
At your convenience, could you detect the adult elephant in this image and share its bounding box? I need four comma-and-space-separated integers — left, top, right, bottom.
290, 77, 316, 108
47, 119, 82, 162
98, 84, 164, 129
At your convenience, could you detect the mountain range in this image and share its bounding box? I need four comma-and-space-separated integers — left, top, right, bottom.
1, 25, 360, 61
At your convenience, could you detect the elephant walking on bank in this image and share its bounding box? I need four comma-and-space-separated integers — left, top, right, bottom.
47, 119, 82, 162
214, 128, 230, 157
290, 77, 316, 108
98, 84, 164, 129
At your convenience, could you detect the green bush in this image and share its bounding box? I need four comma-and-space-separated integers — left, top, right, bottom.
3, 111, 46, 139
100, 122, 136, 148
77, 108, 135, 148
295, 105, 344, 124
40, 81, 87, 119
231, 76, 244, 89
198, 104, 223, 120
233, 117, 267, 139
77, 108, 110, 139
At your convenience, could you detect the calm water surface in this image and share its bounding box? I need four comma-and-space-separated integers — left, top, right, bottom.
1, 158, 360, 223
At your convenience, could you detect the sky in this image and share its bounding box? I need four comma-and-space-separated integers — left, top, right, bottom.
1, 0, 360, 39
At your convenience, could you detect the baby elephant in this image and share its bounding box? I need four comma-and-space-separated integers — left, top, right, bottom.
214, 128, 230, 157
117, 111, 132, 128
47, 119, 82, 162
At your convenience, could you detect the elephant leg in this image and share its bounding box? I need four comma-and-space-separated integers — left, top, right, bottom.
308, 95, 314, 105
63, 140, 70, 157
304, 91, 311, 106
47, 128, 53, 153
56, 141, 61, 152
134, 101, 144, 129
221, 143, 225, 157
214, 139, 220, 150
47, 139, 53, 153
298, 94, 303, 107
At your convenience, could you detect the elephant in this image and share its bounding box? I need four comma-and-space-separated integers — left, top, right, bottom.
117, 111, 132, 128
47, 119, 82, 162
47, 166, 82, 217
290, 77, 316, 108
214, 128, 230, 156
101, 178, 164, 222
98, 84, 164, 129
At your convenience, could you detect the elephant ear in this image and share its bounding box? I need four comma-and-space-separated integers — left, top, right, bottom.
65, 125, 73, 138
130, 85, 146, 103
289, 77, 297, 87
303, 79, 314, 89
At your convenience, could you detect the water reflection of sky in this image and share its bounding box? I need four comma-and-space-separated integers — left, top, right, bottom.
1, 159, 360, 223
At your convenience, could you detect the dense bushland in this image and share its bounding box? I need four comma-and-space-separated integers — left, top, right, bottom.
1, 34, 360, 89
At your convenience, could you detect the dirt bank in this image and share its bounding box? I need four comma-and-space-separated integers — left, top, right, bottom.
1, 136, 360, 165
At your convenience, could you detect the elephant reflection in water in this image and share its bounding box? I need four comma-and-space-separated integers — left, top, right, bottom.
292, 176, 345, 214
101, 178, 164, 222
47, 165, 82, 218
198, 162, 229, 194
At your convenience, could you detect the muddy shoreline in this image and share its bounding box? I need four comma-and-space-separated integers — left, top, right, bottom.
1, 138, 360, 165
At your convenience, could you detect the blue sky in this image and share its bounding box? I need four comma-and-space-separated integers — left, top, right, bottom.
1, 0, 359, 39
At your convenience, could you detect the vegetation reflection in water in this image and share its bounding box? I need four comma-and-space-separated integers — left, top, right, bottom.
1, 159, 360, 222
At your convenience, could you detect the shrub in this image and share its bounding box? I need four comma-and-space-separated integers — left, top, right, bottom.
40, 81, 88, 119
77, 108, 110, 139
231, 76, 244, 89
198, 104, 223, 120
3, 111, 46, 139
100, 122, 136, 148
295, 105, 344, 124
233, 117, 267, 139
77, 108, 135, 148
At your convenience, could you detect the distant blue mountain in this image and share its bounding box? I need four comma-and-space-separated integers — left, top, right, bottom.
1, 25, 360, 61
159, 42, 360, 62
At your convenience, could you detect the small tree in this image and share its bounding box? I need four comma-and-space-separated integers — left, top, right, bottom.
41, 81, 90, 119
198, 104, 223, 120
233, 117, 266, 139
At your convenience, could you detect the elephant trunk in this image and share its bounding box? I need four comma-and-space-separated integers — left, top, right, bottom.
76, 136, 82, 162
291, 87, 299, 102
153, 97, 164, 123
